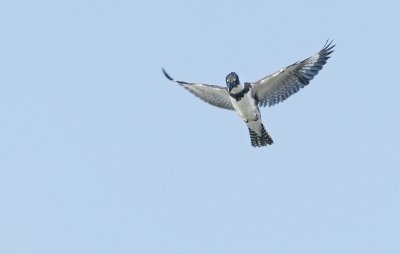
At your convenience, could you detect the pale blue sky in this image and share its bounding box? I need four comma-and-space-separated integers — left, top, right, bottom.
1, 0, 399, 253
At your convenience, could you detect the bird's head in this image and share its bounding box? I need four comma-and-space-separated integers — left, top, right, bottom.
226, 72, 240, 92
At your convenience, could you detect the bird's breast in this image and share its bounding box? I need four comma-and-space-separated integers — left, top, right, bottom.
230, 92, 260, 122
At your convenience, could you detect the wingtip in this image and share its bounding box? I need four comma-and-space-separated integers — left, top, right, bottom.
162, 68, 174, 81
323, 39, 336, 52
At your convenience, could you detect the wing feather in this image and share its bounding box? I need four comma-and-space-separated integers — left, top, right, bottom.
252, 40, 335, 107
162, 69, 234, 110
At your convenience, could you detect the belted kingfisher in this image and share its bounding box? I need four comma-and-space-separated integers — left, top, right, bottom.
163, 40, 335, 147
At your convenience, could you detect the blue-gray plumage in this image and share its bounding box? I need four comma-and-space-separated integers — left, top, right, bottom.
162, 40, 335, 147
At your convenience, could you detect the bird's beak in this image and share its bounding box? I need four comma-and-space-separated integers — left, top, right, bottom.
227, 83, 233, 92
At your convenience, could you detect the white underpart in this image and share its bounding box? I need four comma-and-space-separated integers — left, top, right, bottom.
230, 83, 264, 135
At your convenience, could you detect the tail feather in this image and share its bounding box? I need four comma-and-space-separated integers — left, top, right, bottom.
248, 124, 273, 147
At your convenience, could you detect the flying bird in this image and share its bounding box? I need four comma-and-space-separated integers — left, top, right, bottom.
163, 40, 335, 147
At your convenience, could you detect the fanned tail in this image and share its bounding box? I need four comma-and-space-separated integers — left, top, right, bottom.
248, 124, 273, 147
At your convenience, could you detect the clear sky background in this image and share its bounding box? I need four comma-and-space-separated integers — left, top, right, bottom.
1, 0, 399, 253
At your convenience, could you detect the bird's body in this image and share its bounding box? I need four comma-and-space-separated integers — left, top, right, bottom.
229, 82, 259, 122
228, 82, 273, 146
163, 41, 335, 147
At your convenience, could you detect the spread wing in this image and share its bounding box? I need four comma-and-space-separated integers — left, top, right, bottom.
252, 40, 335, 107
162, 69, 234, 110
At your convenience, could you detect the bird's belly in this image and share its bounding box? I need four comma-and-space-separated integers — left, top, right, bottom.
231, 94, 260, 121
